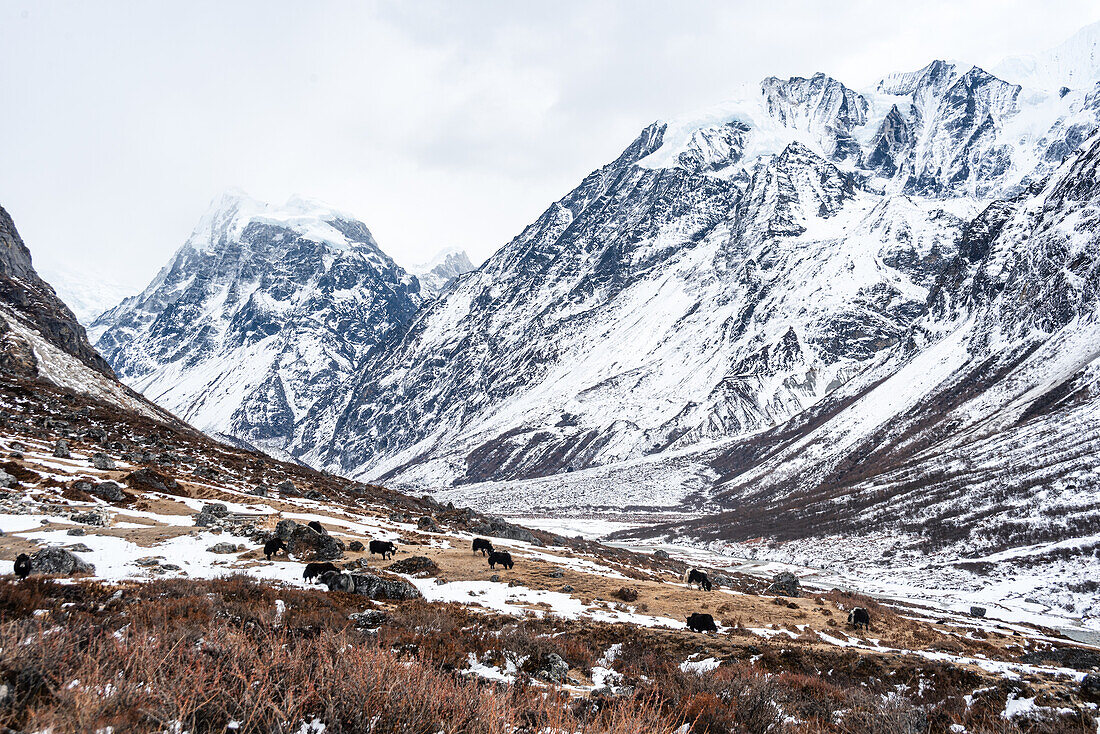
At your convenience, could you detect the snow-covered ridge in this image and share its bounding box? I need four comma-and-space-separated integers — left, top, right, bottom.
186, 188, 375, 254
994, 20, 1100, 92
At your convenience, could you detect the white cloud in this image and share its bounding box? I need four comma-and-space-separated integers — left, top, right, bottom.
1, 0, 1098, 295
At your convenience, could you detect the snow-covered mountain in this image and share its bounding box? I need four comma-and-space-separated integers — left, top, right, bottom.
36, 265, 134, 325
411, 248, 475, 297
289, 32, 1100, 492
91, 190, 421, 456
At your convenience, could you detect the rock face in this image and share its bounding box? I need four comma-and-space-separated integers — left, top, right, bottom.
91, 191, 422, 456
386, 556, 440, 578
0, 205, 114, 376
29, 547, 95, 576
412, 249, 475, 297
288, 50, 1100, 492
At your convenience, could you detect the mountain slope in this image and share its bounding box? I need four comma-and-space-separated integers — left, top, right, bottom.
91, 191, 421, 455
292, 47, 1099, 490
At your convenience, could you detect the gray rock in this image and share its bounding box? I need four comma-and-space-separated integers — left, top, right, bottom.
349, 610, 389, 628
91, 481, 125, 502
274, 519, 298, 539
490, 574, 501, 583
194, 503, 229, 527
249, 486, 268, 497
1082, 672, 1100, 698
305, 490, 324, 500
560, 585, 575, 593
91, 453, 115, 471
0, 468, 17, 488
70, 510, 107, 526
52, 439, 71, 459
347, 540, 365, 552
66, 527, 85, 536
538, 653, 570, 683
417, 515, 438, 531
548, 570, 564, 578
287, 525, 344, 561
323, 572, 422, 600
387, 556, 440, 577
276, 480, 295, 493
970, 606, 987, 618
64, 543, 93, 553
765, 571, 801, 597
207, 542, 241, 554
388, 512, 409, 523
30, 547, 95, 575
653, 549, 670, 560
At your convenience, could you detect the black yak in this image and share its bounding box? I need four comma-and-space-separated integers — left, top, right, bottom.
264, 538, 286, 560
684, 568, 712, 591
848, 607, 871, 630
687, 612, 717, 633
487, 551, 514, 570
472, 538, 494, 556
369, 540, 397, 559
13, 553, 30, 580
303, 561, 339, 583
307, 520, 326, 535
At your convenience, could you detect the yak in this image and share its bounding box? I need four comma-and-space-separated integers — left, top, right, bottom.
303, 561, 339, 583
686, 613, 718, 633
487, 550, 514, 570
307, 520, 326, 535
13, 553, 30, 580
264, 538, 286, 560
370, 540, 397, 560
848, 607, 871, 630
472, 538, 494, 556
684, 568, 712, 591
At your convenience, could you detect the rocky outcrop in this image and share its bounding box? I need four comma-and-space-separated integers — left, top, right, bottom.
0, 205, 114, 376
322, 571, 421, 600
286, 524, 344, 561
29, 547, 95, 576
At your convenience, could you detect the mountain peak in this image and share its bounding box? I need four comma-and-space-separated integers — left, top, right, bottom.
994, 20, 1100, 91
187, 190, 375, 254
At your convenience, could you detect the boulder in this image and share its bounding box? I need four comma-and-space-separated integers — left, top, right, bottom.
66, 527, 85, 536
765, 571, 801, 597
126, 467, 178, 492
653, 549, 670, 560
970, 606, 987, 618
323, 572, 421, 600
276, 480, 295, 493
538, 653, 570, 683
560, 585, 575, 593
91, 481, 125, 502
274, 519, 298, 540
30, 547, 95, 576
70, 510, 107, 526
249, 486, 268, 497
417, 515, 438, 531
64, 543, 93, 553
386, 556, 440, 578
347, 540, 365, 552
305, 490, 324, 500
287, 525, 345, 561
349, 610, 390, 628
52, 439, 71, 459
0, 468, 17, 489
1082, 673, 1100, 699
194, 503, 229, 527
207, 542, 242, 554
91, 453, 115, 471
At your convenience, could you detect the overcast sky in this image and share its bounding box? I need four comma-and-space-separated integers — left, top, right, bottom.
2, 1, 1099, 297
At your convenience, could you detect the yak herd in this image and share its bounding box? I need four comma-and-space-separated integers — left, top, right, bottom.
10, 531, 874, 634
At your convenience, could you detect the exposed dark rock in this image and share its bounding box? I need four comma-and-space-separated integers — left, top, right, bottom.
207, 542, 242, 554
417, 515, 438, 531
537, 653, 570, 683
323, 571, 422, 600
349, 609, 389, 628
29, 547, 95, 576
466, 516, 543, 546
126, 467, 178, 492
765, 571, 801, 597
274, 519, 298, 539
347, 540, 364, 552
194, 503, 229, 527
91, 481, 125, 502
386, 556, 440, 578
969, 606, 986, 618
52, 439, 70, 459
91, 453, 115, 470
287, 525, 344, 561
